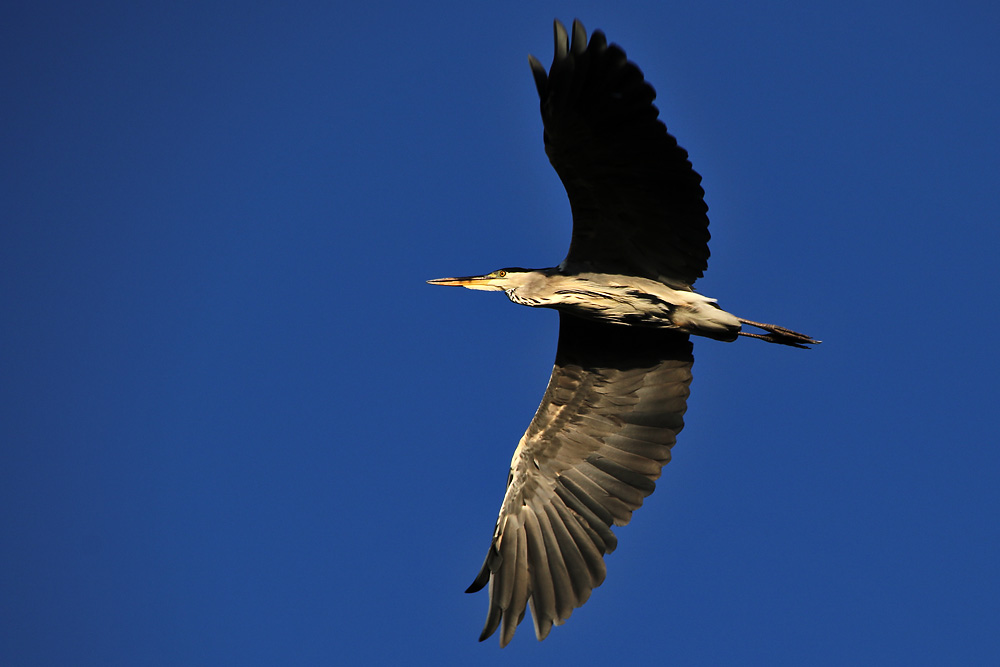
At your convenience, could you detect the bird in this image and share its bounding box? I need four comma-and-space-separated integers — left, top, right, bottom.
428, 19, 819, 647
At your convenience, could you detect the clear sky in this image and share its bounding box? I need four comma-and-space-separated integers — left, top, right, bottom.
3, 1, 999, 664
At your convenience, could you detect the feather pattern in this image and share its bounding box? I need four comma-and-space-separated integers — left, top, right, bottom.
467, 314, 693, 645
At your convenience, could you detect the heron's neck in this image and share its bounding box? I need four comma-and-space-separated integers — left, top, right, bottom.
502, 267, 560, 306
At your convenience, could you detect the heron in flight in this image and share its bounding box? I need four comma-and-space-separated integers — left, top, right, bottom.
429, 19, 818, 647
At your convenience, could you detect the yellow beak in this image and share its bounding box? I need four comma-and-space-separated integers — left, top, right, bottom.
426, 275, 505, 291
427, 276, 487, 286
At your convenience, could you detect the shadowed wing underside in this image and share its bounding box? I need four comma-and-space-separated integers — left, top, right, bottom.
529, 20, 711, 287
467, 314, 693, 645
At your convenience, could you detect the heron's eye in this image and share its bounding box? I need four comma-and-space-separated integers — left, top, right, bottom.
497, 270, 507, 277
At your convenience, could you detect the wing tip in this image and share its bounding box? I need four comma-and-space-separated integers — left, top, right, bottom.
527, 53, 547, 96
553, 19, 568, 60
570, 19, 587, 55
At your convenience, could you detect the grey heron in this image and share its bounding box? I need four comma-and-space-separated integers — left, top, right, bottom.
429, 19, 819, 647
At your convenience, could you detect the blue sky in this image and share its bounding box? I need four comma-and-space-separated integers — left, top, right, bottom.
3, 1, 999, 664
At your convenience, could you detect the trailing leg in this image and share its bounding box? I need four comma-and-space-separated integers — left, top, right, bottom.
737, 318, 820, 348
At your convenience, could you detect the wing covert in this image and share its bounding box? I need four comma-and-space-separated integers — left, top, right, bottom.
467, 313, 694, 645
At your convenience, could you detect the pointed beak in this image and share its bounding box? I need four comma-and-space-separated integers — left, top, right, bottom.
426, 275, 505, 291
427, 276, 487, 287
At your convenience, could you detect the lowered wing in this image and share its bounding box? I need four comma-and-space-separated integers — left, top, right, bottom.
466, 313, 694, 645
529, 20, 711, 287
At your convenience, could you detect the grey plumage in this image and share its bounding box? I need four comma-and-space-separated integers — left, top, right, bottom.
429, 18, 818, 647
467, 317, 694, 646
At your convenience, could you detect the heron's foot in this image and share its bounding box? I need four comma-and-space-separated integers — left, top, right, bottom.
737, 319, 820, 348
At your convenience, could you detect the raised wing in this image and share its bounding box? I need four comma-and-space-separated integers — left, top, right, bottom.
528, 20, 711, 287
466, 313, 694, 646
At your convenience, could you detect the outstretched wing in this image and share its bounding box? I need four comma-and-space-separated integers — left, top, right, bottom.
466, 313, 694, 646
528, 20, 711, 287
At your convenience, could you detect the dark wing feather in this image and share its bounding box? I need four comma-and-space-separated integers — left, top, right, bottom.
467, 313, 694, 645
528, 19, 711, 287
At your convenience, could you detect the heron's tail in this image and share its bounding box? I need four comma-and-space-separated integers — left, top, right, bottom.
737, 318, 820, 349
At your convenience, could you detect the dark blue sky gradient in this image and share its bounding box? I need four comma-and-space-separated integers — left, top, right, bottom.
3, 1, 999, 664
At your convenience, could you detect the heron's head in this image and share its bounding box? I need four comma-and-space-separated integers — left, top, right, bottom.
427, 268, 539, 292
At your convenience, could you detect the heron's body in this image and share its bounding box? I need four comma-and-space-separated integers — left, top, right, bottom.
437, 268, 742, 341
429, 19, 818, 647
